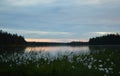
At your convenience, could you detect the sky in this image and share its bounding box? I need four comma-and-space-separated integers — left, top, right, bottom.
0, 0, 120, 42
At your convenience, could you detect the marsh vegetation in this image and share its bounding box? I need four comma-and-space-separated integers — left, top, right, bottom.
0, 46, 120, 76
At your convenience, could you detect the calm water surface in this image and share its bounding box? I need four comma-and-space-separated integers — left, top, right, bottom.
25, 46, 90, 56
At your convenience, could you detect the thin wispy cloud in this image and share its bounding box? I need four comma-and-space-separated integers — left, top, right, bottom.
84, 32, 120, 38
94, 32, 118, 35
1, 0, 55, 6
2, 0, 120, 7
0, 28, 74, 37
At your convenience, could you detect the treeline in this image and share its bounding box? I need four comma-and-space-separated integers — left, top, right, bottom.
89, 34, 120, 45
27, 41, 88, 46
27, 34, 120, 46
0, 30, 26, 45
68, 41, 88, 46
0, 30, 120, 46
27, 42, 67, 46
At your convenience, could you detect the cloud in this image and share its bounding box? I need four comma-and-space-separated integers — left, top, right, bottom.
1, 0, 55, 6
91, 32, 118, 35
84, 32, 120, 38
0, 28, 74, 37
0, 0, 120, 41
1, 0, 120, 7
72, 0, 100, 5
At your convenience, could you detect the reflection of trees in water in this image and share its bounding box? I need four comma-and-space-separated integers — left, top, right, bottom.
0, 46, 26, 54
88, 45, 120, 75
89, 45, 120, 54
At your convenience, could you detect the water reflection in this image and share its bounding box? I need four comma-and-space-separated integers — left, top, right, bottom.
89, 45, 120, 54
25, 46, 90, 56
0, 46, 25, 54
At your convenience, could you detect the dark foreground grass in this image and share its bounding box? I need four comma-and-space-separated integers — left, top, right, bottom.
0, 46, 120, 76
0, 55, 104, 76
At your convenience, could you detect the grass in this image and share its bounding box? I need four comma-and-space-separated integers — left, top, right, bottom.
0, 46, 120, 76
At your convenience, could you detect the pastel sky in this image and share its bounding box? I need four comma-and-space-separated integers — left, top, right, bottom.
0, 0, 120, 42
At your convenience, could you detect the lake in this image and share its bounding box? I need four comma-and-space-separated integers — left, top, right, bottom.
0, 45, 120, 76
25, 46, 90, 56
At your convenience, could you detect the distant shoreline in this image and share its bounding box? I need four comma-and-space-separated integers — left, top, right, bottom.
0, 30, 120, 46
1, 42, 120, 47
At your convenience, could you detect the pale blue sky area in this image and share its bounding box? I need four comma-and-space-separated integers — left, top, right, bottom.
0, 0, 120, 42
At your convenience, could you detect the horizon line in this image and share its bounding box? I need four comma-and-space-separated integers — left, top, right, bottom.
25, 38, 88, 43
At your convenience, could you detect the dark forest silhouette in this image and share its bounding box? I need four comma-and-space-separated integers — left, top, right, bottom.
89, 34, 120, 45
0, 30, 26, 45
0, 30, 120, 46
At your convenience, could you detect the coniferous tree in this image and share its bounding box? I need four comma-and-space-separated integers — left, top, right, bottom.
0, 30, 26, 45
89, 34, 120, 45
